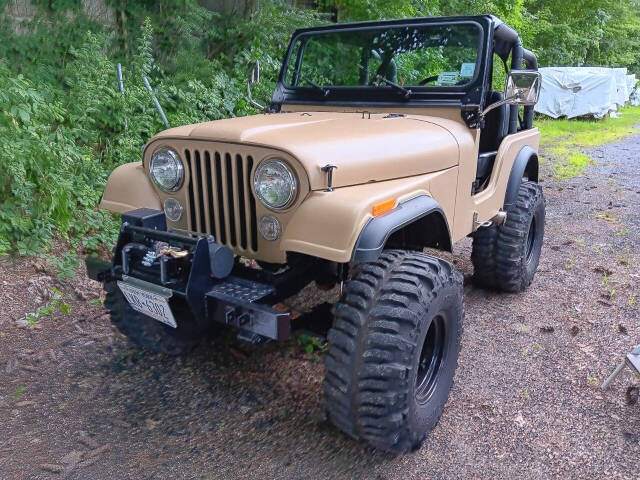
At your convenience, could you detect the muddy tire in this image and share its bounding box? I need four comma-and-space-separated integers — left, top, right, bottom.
324, 250, 463, 453
496, 182, 545, 292
471, 181, 545, 292
104, 282, 205, 356
471, 225, 498, 289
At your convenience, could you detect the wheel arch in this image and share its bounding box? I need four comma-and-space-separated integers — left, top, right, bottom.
504, 145, 539, 208
351, 195, 452, 263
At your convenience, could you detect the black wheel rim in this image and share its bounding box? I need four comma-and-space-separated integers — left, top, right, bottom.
415, 315, 446, 404
525, 216, 536, 264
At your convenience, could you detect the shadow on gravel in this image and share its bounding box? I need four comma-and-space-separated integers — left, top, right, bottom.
86, 329, 398, 478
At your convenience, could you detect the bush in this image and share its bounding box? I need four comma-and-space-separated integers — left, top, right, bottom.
0, 1, 324, 255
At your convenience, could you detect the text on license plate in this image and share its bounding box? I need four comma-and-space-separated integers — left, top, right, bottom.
117, 281, 177, 328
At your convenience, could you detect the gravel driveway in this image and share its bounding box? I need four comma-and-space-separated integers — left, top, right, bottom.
1, 134, 639, 479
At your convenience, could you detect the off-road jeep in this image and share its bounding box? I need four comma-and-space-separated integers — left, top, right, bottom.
88, 15, 544, 453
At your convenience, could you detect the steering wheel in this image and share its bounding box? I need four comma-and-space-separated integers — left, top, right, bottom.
418, 75, 439, 86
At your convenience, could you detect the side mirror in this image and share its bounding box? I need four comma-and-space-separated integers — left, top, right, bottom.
481, 70, 541, 117
249, 60, 260, 86
246, 60, 266, 112
504, 70, 541, 106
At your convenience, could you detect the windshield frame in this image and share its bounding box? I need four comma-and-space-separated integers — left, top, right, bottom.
272, 16, 492, 109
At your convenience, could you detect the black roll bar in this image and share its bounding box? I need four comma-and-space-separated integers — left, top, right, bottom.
493, 18, 538, 131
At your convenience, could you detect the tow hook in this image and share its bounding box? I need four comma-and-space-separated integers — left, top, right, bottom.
473, 210, 507, 231
491, 210, 508, 226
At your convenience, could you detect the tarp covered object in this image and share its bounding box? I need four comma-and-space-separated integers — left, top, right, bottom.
628, 75, 639, 106
626, 74, 637, 94
535, 67, 619, 119
589, 67, 629, 105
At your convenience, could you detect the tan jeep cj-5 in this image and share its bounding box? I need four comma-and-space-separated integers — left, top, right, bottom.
88, 15, 545, 453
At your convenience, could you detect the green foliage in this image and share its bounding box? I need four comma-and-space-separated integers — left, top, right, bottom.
297, 332, 327, 355
11, 386, 25, 401
25, 287, 71, 324
321, 0, 438, 21
0, 1, 322, 255
48, 250, 81, 281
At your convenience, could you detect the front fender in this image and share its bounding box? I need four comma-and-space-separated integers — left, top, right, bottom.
280, 169, 456, 263
352, 195, 450, 263
99, 162, 161, 214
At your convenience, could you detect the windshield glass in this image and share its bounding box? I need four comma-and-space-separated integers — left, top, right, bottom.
285, 23, 481, 90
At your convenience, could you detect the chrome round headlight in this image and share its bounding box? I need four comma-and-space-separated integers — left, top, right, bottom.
253, 160, 297, 210
150, 148, 184, 192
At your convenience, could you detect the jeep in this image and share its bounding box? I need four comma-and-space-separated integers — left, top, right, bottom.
87, 15, 544, 453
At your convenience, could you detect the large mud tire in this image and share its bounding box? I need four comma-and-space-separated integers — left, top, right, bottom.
495, 181, 545, 292
324, 250, 464, 453
104, 282, 205, 356
471, 181, 545, 293
471, 225, 498, 289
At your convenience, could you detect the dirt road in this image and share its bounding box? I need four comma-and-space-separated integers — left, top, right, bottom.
1, 135, 639, 479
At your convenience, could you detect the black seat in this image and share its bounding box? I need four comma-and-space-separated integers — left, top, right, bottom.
479, 91, 510, 153
475, 91, 510, 189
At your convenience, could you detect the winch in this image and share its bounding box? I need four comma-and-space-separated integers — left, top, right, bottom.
87, 208, 291, 341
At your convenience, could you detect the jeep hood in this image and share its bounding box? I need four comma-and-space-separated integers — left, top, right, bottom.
153, 111, 460, 190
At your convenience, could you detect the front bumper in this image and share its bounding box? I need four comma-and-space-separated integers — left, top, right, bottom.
87, 208, 291, 341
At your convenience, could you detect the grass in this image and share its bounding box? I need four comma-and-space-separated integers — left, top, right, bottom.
536, 105, 640, 178
12, 386, 25, 401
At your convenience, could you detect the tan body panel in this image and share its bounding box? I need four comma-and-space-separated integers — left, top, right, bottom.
282, 104, 468, 123
153, 112, 460, 190
282, 167, 458, 263
283, 104, 540, 242
99, 162, 161, 213
100, 104, 539, 264
465, 128, 540, 239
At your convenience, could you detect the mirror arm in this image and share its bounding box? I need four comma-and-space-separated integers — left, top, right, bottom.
247, 82, 266, 112
480, 94, 519, 118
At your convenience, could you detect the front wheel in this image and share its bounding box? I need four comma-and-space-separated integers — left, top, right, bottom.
324, 250, 463, 453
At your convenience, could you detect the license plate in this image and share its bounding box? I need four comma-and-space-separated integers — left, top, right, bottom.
117, 281, 177, 328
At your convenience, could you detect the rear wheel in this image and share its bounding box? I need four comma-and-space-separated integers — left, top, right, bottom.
471, 181, 545, 292
324, 250, 463, 453
471, 225, 498, 289
496, 182, 545, 292
104, 282, 206, 356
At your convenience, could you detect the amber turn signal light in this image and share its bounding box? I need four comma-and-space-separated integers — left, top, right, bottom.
372, 198, 396, 217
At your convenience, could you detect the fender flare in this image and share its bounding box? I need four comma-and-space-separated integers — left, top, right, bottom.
351, 195, 451, 263
504, 145, 539, 208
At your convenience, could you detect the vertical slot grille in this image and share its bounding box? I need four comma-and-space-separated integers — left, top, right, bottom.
185, 147, 258, 253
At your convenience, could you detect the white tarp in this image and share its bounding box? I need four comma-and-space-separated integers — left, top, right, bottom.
589, 67, 629, 105
626, 74, 637, 94
628, 75, 639, 106
535, 67, 619, 119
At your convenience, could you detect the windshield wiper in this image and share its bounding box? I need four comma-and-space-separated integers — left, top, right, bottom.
374, 74, 412, 99
302, 77, 330, 98
357, 64, 412, 99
